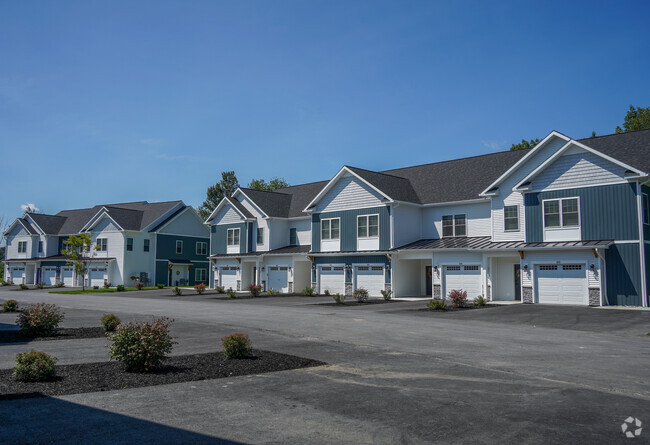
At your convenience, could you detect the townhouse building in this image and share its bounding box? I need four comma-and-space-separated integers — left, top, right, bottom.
4, 201, 210, 288
207, 129, 650, 307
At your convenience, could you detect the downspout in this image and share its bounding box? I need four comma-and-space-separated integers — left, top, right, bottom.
594, 247, 606, 306
637, 183, 648, 307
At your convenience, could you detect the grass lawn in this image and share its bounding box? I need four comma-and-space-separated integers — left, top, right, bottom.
49, 286, 193, 294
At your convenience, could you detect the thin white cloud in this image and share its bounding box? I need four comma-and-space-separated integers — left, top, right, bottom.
482, 140, 508, 151
140, 138, 167, 147
21, 203, 39, 213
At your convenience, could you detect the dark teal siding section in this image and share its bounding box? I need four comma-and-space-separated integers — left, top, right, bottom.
643, 184, 650, 241
247, 223, 254, 252
605, 243, 642, 306
645, 243, 650, 305
525, 183, 639, 242
155, 260, 168, 286
210, 223, 247, 254
311, 206, 390, 253
58, 236, 71, 255
156, 234, 210, 261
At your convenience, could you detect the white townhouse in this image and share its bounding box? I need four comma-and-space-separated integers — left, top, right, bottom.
207, 129, 650, 307
4, 201, 210, 288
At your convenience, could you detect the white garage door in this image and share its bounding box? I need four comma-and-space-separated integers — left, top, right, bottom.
355, 266, 385, 297
444, 265, 482, 299
42, 267, 57, 286
536, 264, 587, 305
220, 267, 238, 291
89, 267, 106, 287
10, 267, 25, 284
319, 266, 345, 295
268, 267, 289, 293
62, 267, 75, 287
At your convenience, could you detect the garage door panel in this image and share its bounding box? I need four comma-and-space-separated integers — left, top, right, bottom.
220, 268, 237, 290
320, 267, 345, 295
89, 268, 106, 287
536, 264, 587, 305
444, 266, 482, 299
355, 266, 384, 297
10, 268, 25, 284
268, 267, 289, 293
62, 267, 74, 287
42, 268, 57, 286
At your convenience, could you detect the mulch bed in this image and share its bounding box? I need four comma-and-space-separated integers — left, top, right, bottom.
0, 350, 325, 400
419, 304, 499, 312
0, 327, 107, 344
319, 300, 401, 307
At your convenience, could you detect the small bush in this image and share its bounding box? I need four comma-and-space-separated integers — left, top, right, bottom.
268, 288, 279, 296
104, 282, 111, 289
323, 289, 330, 296
19, 284, 28, 290
248, 284, 262, 297
108, 317, 176, 372
303, 286, 315, 296
427, 299, 446, 311
13, 350, 57, 382
92, 285, 99, 290
332, 293, 345, 304
473, 296, 487, 307
55, 282, 64, 288
3, 299, 18, 312
17, 303, 64, 337
194, 283, 206, 294
116, 285, 126, 292
135, 282, 145, 291
381, 289, 392, 301
172, 286, 182, 296
216, 286, 225, 294
156, 283, 165, 289
221, 333, 252, 359
353, 288, 369, 303
448, 289, 468, 308
2, 280, 11, 286
36, 282, 44, 289
101, 314, 121, 332
226, 288, 237, 299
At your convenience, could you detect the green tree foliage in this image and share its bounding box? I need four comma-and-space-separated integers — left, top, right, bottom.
616, 105, 650, 133
197, 171, 239, 221
61, 233, 97, 291
247, 177, 290, 192
510, 138, 541, 151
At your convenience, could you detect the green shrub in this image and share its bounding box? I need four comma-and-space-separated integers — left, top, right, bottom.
108, 317, 175, 372
427, 299, 446, 311
104, 282, 111, 289
216, 286, 225, 294
194, 283, 206, 294
17, 303, 64, 337
92, 285, 99, 290
172, 286, 182, 296
116, 284, 125, 292
332, 293, 345, 304
267, 288, 279, 296
248, 284, 262, 297
448, 289, 467, 308
381, 289, 392, 301
226, 288, 237, 299
1, 280, 11, 286
221, 333, 252, 359
2, 299, 18, 312
13, 350, 57, 382
135, 282, 145, 291
323, 289, 330, 296
55, 282, 64, 288
36, 282, 44, 289
101, 314, 121, 332
473, 296, 487, 307
353, 288, 369, 303
303, 286, 315, 296
19, 284, 28, 290
156, 283, 165, 289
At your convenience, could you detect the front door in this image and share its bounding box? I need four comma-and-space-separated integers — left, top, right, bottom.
425, 266, 432, 296
514, 264, 521, 301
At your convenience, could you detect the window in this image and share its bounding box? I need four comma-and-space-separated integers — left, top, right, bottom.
126, 238, 133, 251
357, 215, 379, 238
97, 238, 107, 251
289, 228, 297, 245
38, 241, 43, 253
257, 227, 264, 244
195, 268, 207, 282
143, 239, 150, 252
644, 194, 649, 225
321, 218, 340, 240
442, 214, 466, 237
504, 205, 519, 231
196, 242, 207, 255
18, 241, 27, 253
227, 228, 240, 246
544, 198, 579, 228
176, 240, 183, 254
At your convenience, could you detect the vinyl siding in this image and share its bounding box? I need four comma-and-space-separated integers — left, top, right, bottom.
315, 173, 385, 213
525, 183, 639, 242
289, 219, 311, 246
645, 243, 650, 305
393, 205, 422, 249
421, 201, 491, 240
213, 205, 244, 225
158, 209, 209, 238
311, 206, 390, 253
532, 150, 627, 191
643, 184, 650, 241
211, 223, 247, 254
605, 243, 642, 306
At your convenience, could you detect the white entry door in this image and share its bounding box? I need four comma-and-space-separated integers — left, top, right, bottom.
268, 267, 289, 293
319, 266, 345, 295
10, 267, 25, 284
62, 267, 75, 287
536, 264, 588, 305
355, 266, 385, 297
443, 265, 482, 299
89, 267, 106, 287
220, 267, 238, 291
42, 267, 57, 286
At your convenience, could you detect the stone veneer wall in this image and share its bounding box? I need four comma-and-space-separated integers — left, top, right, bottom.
588, 288, 600, 306
522, 286, 533, 303
433, 284, 441, 299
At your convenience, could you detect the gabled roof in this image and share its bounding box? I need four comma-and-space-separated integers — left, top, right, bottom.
16, 218, 38, 235
26, 213, 66, 234
346, 166, 420, 203
577, 129, 650, 175
227, 197, 254, 219
237, 188, 290, 217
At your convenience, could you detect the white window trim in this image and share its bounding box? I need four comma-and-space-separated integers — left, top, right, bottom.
357, 214, 379, 239
542, 197, 581, 231
97, 238, 108, 252
321, 218, 341, 241
643, 193, 649, 226
144, 239, 150, 252
289, 228, 298, 245
176, 240, 183, 254
126, 238, 134, 251
195, 268, 207, 282
503, 205, 520, 232
442, 214, 467, 237
18, 241, 27, 253
257, 227, 264, 245
227, 228, 240, 246
196, 241, 207, 255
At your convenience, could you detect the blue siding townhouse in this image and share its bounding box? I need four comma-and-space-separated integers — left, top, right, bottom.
207, 129, 650, 307
4, 201, 210, 288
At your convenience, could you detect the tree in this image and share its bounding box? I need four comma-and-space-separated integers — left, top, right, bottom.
616, 105, 650, 133
61, 234, 97, 291
197, 171, 239, 221
247, 177, 290, 192
510, 138, 540, 151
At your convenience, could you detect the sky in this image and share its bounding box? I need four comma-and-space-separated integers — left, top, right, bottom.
1, 0, 649, 224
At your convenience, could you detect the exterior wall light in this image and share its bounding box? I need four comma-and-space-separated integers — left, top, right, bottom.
523, 264, 528, 272
433, 266, 438, 273
590, 264, 595, 271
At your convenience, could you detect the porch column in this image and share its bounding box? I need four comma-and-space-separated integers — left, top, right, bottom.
255, 260, 261, 286
391, 254, 398, 298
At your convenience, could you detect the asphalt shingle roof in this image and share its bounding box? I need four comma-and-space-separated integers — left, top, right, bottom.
577, 129, 650, 174
17, 218, 38, 235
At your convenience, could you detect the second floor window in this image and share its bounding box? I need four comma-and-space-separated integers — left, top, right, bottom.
97, 238, 107, 251
38, 241, 43, 253
196, 241, 207, 255
227, 228, 240, 246
357, 215, 379, 238
144, 239, 150, 252
126, 238, 133, 251
195, 268, 207, 282
442, 214, 466, 237
18, 241, 27, 253
504, 205, 519, 231
544, 198, 579, 228
289, 228, 297, 245
257, 228, 264, 244
176, 240, 183, 254
321, 218, 340, 240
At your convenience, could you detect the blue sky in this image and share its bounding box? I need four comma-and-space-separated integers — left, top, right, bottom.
1, 0, 649, 222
